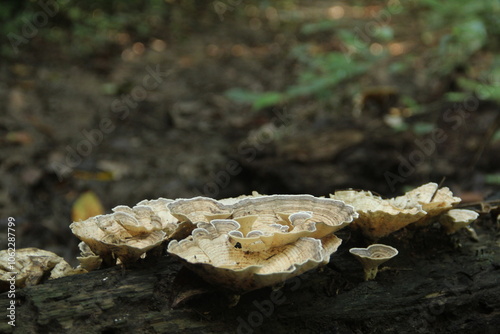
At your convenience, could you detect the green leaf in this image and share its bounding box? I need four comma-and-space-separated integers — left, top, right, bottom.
253, 92, 284, 110
445, 92, 469, 102
225, 88, 261, 104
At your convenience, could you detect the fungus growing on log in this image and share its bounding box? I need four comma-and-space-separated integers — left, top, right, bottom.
397, 183, 461, 226
168, 219, 342, 293
70, 203, 171, 265
76, 242, 103, 272
227, 195, 357, 251
167, 197, 232, 223
349, 244, 398, 281
0, 248, 83, 291
330, 183, 463, 239
330, 190, 426, 239
439, 209, 479, 234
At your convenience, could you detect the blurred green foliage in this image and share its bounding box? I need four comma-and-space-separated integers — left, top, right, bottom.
226, 29, 381, 110
2, 0, 498, 109
226, 26, 383, 110
1, 0, 214, 59
419, 0, 500, 103
226, 0, 500, 110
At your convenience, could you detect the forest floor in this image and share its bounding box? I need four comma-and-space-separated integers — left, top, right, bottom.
1, 1, 499, 332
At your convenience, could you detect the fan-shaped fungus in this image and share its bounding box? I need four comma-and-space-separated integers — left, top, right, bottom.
439, 209, 479, 234
168, 219, 342, 293
331, 190, 425, 239
349, 244, 398, 281
0, 248, 82, 291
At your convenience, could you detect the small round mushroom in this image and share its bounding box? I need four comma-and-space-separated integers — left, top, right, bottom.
349, 244, 398, 281
439, 209, 479, 234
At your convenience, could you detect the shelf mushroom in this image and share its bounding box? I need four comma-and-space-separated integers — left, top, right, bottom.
168, 219, 343, 293
70, 212, 167, 265
167, 194, 357, 293
439, 209, 479, 234
76, 242, 103, 272
0, 248, 84, 291
349, 244, 398, 281
227, 195, 357, 251
399, 182, 461, 226
330, 190, 426, 239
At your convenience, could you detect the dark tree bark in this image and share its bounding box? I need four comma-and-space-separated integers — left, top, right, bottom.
1, 224, 499, 334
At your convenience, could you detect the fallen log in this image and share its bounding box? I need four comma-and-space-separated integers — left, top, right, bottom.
1, 224, 499, 334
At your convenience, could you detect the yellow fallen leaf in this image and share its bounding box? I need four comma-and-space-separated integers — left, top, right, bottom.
72, 191, 105, 222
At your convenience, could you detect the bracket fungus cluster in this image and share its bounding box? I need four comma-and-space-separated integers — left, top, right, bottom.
168, 220, 342, 292
67, 193, 357, 292
70, 198, 185, 266
226, 195, 355, 251
5, 183, 479, 293
398, 183, 461, 226
167, 194, 357, 292
0, 248, 84, 291
330, 182, 467, 240
330, 189, 426, 239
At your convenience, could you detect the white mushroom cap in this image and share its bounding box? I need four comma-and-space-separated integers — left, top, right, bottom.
76, 242, 103, 272
399, 183, 461, 226
331, 190, 426, 239
226, 195, 357, 251
349, 244, 398, 281
70, 196, 200, 265
70, 212, 167, 265
167, 219, 342, 293
439, 209, 479, 234
218, 191, 265, 205
167, 197, 232, 223
135, 198, 181, 236
0, 248, 83, 291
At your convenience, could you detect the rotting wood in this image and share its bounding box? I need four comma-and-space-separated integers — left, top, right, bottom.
1, 224, 499, 334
